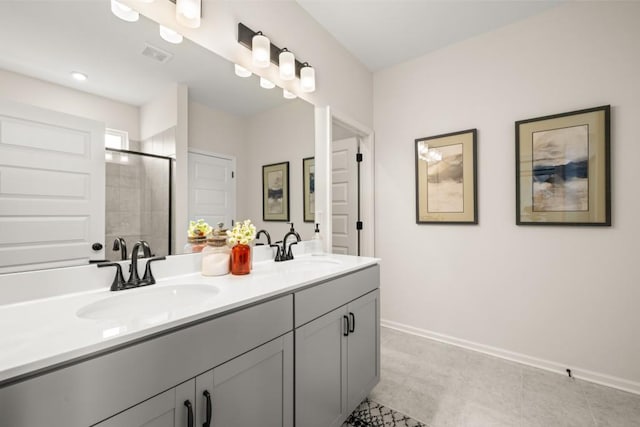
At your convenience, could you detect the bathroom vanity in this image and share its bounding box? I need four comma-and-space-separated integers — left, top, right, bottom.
0, 254, 379, 427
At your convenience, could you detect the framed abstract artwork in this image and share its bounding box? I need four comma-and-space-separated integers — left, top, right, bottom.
262, 161, 290, 221
415, 129, 478, 224
515, 105, 610, 225
303, 157, 315, 222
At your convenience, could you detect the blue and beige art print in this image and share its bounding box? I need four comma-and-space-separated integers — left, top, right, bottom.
515, 105, 610, 225
532, 124, 588, 212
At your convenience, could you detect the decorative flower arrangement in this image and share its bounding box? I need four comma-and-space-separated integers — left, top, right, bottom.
188, 219, 212, 238
226, 219, 257, 246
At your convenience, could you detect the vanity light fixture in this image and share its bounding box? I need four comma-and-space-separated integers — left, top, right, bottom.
110, 0, 139, 22
279, 48, 295, 81
234, 64, 252, 78
260, 77, 275, 89
252, 31, 271, 68
300, 63, 316, 93
176, 0, 201, 29
237, 23, 317, 92
283, 89, 297, 99
159, 25, 183, 44
70, 71, 88, 81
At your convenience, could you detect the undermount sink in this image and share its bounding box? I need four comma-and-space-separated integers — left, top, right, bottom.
77, 284, 220, 321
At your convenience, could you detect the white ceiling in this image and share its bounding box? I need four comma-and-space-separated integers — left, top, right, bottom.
0, 1, 288, 116
297, 0, 563, 71
0, 1, 563, 114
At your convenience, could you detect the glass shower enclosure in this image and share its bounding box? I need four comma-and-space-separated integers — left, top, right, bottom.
105, 148, 174, 260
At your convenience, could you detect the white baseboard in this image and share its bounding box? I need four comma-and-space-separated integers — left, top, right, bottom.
380, 319, 640, 396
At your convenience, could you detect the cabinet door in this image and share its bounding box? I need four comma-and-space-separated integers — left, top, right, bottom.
346, 289, 380, 411
295, 306, 348, 427
196, 333, 293, 427
95, 380, 195, 427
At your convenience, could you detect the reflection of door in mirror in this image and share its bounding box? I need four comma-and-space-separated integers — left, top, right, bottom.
187, 151, 235, 244
332, 137, 359, 256
0, 99, 105, 273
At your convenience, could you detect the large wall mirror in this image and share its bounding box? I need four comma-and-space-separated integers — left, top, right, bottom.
0, 1, 315, 273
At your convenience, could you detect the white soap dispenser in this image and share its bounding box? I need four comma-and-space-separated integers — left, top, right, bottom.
311, 223, 323, 255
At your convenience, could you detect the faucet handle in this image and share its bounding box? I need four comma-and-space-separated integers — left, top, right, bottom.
141, 256, 166, 286
286, 241, 298, 260
270, 243, 284, 262
97, 262, 127, 291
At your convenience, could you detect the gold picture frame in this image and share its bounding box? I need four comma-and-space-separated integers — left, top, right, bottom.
262, 161, 290, 221
415, 129, 478, 224
516, 105, 611, 225
303, 157, 315, 222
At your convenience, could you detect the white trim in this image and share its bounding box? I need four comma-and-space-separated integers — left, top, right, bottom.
314, 106, 333, 252
330, 109, 376, 258
187, 148, 235, 162
380, 319, 640, 396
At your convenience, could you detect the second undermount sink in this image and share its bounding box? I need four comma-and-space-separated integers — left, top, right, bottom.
77, 284, 220, 321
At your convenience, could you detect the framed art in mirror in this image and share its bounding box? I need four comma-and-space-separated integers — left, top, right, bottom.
415, 129, 478, 224
303, 157, 315, 222
516, 105, 610, 226
263, 161, 290, 221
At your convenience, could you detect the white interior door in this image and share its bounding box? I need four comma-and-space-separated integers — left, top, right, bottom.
188, 151, 235, 230
0, 99, 105, 273
331, 137, 358, 255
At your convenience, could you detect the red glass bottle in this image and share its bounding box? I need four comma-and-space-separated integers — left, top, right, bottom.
230, 244, 251, 275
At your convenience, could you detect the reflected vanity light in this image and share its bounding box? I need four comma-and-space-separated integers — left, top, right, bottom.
234, 64, 252, 78
417, 142, 442, 163
279, 48, 295, 81
300, 63, 315, 93
260, 77, 275, 89
252, 32, 271, 68
110, 0, 139, 22
70, 71, 88, 81
176, 0, 201, 29
159, 25, 183, 44
283, 89, 297, 99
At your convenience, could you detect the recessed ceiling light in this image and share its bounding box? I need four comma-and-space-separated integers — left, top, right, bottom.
71, 71, 88, 82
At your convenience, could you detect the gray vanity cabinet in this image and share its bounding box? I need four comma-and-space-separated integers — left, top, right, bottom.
195, 332, 293, 427
96, 332, 293, 427
294, 265, 380, 427
94, 379, 195, 427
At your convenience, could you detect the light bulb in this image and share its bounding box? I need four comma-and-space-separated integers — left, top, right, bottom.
252, 32, 271, 68
283, 89, 297, 99
279, 49, 295, 81
111, 0, 139, 22
260, 77, 275, 89
176, 0, 201, 28
234, 64, 252, 78
300, 64, 316, 93
159, 25, 183, 44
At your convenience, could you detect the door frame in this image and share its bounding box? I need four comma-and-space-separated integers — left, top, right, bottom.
315, 107, 375, 257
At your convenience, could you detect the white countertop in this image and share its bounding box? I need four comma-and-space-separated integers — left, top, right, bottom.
0, 254, 378, 385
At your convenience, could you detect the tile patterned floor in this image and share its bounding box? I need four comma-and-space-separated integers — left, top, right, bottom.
369, 327, 640, 427
344, 399, 426, 427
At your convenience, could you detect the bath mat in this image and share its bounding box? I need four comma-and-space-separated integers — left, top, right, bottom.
343, 398, 426, 427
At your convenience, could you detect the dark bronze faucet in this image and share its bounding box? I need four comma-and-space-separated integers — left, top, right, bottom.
97, 241, 165, 291
112, 237, 127, 260
255, 229, 272, 246
277, 222, 301, 262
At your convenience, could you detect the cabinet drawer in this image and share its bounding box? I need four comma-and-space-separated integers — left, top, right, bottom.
0, 294, 293, 427
295, 265, 379, 328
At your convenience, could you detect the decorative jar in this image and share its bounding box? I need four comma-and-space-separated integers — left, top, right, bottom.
230, 244, 251, 275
